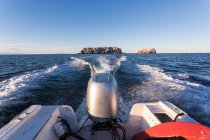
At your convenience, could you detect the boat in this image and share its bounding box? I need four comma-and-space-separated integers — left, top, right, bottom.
0, 73, 210, 140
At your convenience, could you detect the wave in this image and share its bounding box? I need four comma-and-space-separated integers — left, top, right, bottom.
173, 73, 189, 80
0, 65, 59, 106
94, 55, 126, 73
137, 64, 210, 98
0, 56, 96, 106
70, 57, 96, 76
121, 64, 210, 124
71, 55, 127, 75
70, 57, 90, 68
0, 55, 103, 106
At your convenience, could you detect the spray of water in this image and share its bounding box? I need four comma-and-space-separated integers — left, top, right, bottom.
0, 65, 59, 106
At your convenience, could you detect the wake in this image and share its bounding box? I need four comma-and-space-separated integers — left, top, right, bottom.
0, 58, 91, 106
71, 55, 127, 75
0, 65, 59, 106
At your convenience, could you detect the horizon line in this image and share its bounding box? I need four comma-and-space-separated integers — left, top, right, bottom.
0, 52, 210, 55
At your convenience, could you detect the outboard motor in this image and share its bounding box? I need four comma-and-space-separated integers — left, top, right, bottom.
86, 67, 126, 139
87, 72, 119, 123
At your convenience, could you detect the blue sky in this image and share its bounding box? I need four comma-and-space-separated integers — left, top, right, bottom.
0, 0, 210, 54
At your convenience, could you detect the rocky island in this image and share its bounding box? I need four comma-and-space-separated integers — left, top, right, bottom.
80, 47, 122, 54
137, 48, 156, 54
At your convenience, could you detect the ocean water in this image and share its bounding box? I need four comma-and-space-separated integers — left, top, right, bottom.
0, 54, 210, 128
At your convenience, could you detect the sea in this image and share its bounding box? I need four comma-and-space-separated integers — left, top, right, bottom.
0, 53, 210, 128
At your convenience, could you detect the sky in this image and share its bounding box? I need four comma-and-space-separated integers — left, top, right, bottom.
0, 0, 210, 54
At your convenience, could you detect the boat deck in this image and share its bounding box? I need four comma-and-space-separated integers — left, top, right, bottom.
0, 101, 197, 140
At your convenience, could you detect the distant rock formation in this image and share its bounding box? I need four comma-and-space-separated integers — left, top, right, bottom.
80, 47, 122, 54
137, 48, 156, 54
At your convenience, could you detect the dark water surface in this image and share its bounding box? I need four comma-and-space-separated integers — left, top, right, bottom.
0, 54, 210, 128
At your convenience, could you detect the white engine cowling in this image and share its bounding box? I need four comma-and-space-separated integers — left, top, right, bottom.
87, 73, 119, 122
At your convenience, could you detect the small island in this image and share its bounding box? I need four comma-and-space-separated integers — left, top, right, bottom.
80, 47, 122, 54
137, 48, 156, 54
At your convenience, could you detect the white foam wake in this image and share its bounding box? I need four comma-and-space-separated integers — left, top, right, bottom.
0, 65, 58, 106
70, 55, 127, 75
119, 63, 210, 102
70, 57, 90, 68
137, 64, 210, 99
94, 55, 126, 73
70, 57, 97, 76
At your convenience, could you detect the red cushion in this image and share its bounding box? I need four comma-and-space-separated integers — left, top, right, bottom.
133, 122, 210, 140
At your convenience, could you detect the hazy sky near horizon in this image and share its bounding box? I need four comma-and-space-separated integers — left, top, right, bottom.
0, 0, 210, 54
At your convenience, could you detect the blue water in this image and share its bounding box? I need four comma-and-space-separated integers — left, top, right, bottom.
0, 54, 210, 128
